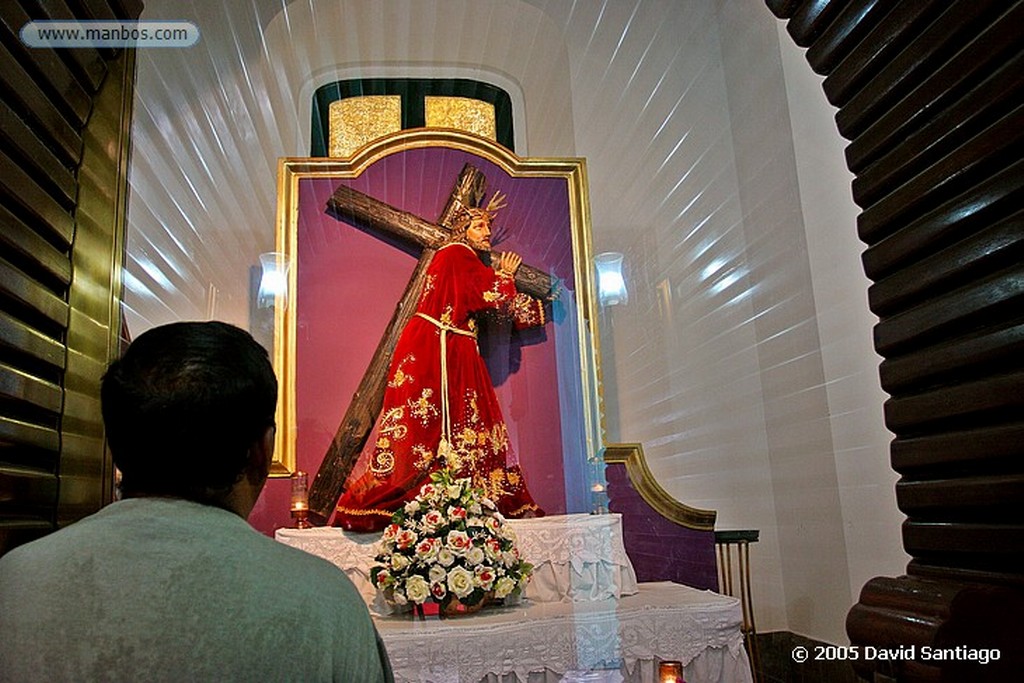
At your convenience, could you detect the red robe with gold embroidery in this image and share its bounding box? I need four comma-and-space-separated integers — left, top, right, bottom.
334, 242, 547, 532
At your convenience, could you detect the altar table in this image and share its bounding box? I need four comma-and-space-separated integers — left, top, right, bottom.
275, 513, 639, 613
276, 515, 750, 682
375, 581, 751, 683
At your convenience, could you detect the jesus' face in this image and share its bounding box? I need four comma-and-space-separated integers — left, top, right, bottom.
465, 215, 492, 251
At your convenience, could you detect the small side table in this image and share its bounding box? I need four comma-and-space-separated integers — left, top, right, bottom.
715, 529, 760, 683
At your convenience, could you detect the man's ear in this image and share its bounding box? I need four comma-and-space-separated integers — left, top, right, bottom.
246, 425, 276, 484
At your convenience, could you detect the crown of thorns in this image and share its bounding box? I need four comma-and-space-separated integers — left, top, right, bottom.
465, 190, 507, 220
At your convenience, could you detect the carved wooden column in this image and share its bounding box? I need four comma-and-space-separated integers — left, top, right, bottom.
766, 1, 1024, 680
0, 1, 140, 554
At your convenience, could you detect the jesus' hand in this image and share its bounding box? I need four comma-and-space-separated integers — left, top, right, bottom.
496, 252, 522, 276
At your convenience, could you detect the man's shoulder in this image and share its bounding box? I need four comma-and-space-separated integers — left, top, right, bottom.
2, 501, 344, 592
0, 504, 115, 568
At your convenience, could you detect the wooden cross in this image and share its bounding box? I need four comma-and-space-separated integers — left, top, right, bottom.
306, 165, 554, 523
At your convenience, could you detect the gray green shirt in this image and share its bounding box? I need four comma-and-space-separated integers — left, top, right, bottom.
0, 498, 392, 682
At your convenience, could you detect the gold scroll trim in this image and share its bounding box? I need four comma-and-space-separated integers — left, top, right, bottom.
603, 442, 717, 531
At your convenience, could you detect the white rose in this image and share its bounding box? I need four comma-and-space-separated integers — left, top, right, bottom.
391, 554, 410, 571
447, 483, 463, 500
429, 565, 447, 584
396, 529, 418, 549
422, 510, 444, 531
404, 575, 430, 604
447, 566, 475, 598
414, 538, 438, 561
466, 546, 485, 565
474, 565, 496, 590
446, 530, 471, 555
404, 500, 421, 514
484, 539, 502, 561
437, 547, 455, 567
493, 576, 516, 599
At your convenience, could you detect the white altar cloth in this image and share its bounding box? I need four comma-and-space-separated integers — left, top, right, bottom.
375, 581, 752, 683
501, 514, 638, 603
275, 513, 638, 611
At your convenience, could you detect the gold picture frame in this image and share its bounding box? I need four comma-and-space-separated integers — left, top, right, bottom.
270, 130, 606, 516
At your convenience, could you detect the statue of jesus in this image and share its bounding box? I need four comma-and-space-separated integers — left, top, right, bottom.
334, 192, 548, 532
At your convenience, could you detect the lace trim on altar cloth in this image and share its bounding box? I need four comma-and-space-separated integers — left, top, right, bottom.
376, 582, 751, 683
508, 515, 634, 569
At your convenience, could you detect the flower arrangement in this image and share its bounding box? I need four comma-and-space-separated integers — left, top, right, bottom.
370, 468, 533, 614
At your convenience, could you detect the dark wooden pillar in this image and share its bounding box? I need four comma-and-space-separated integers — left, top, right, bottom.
765, 1, 1024, 681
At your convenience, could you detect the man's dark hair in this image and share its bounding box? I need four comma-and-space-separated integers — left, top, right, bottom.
101, 321, 278, 502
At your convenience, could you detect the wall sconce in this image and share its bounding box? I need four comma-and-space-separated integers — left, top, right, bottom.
595, 252, 628, 306
258, 252, 289, 309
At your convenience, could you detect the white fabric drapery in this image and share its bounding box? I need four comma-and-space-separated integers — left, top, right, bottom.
276, 513, 639, 613
375, 582, 750, 683
276, 515, 750, 682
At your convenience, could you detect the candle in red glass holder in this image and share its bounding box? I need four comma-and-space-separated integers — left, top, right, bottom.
659, 660, 684, 683
290, 471, 311, 528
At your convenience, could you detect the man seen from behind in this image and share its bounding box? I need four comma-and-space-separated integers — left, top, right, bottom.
0, 321, 392, 682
